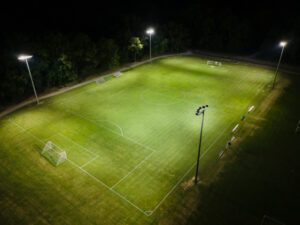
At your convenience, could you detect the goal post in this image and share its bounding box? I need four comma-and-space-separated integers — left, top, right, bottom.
207, 60, 222, 66
41, 141, 67, 166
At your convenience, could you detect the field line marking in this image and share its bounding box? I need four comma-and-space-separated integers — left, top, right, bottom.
26, 118, 52, 131
94, 120, 124, 136
149, 120, 232, 216
80, 155, 99, 168
67, 109, 157, 152
8, 119, 45, 145
111, 151, 155, 189
58, 133, 98, 156
54, 84, 101, 105
44, 134, 58, 141
149, 76, 268, 216
8, 119, 147, 215
54, 87, 126, 108
123, 135, 156, 152
66, 158, 147, 215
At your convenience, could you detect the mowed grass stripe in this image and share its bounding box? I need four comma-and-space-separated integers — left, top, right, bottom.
0, 56, 275, 223
110, 67, 271, 210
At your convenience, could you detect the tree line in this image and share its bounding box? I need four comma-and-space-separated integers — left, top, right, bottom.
0, 23, 189, 109
0, 8, 299, 110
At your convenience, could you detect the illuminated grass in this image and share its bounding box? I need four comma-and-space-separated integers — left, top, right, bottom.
0, 56, 275, 224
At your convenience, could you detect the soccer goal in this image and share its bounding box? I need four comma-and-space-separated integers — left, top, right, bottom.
41, 141, 67, 166
207, 60, 222, 66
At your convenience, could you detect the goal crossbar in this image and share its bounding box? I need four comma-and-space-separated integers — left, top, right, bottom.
41, 141, 67, 166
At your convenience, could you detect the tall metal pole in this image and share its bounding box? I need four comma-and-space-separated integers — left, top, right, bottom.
25, 59, 39, 104
272, 46, 285, 89
195, 110, 205, 184
149, 33, 152, 61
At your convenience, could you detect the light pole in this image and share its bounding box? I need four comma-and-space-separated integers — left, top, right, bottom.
272, 41, 287, 89
146, 28, 154, 61
18, 55, 39, 104
195, 105, 208, 185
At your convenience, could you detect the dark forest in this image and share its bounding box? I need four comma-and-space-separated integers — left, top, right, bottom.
0, 1, 299, 109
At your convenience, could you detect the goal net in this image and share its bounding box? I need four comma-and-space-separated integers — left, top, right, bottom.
41, 141, 67, 166
207, 60, 222, 66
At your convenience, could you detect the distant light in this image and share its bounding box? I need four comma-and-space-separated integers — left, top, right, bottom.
146, 28, 154, 35
279, 41, 287, 47
18, 55, 33, 61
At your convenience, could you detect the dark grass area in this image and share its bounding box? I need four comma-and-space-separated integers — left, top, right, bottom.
185, 74, 300, 225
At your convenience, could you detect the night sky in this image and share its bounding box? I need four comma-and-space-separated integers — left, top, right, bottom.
1, 1, 299, 35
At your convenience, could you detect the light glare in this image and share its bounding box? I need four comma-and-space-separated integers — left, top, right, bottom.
18, 55, 33, 61
280, 41, 287, 47
146, 28, 154, 34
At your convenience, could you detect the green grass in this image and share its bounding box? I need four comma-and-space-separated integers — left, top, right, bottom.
183, 74, 300, 225
0, 56, 278, 224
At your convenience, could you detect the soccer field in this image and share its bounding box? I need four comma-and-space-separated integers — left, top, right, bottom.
0, 56, 274, 224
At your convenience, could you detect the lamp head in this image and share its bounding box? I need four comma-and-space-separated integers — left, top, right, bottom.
18, 55, 33, 61
146, 28, 154, 35
196, 105, 208, 115
279, 41, 287, 47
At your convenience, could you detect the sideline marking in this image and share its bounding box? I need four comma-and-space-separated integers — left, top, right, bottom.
8, 119, 44, 144
80, 155, 99, 168
149, 120, 232, 216
8, 119, 148, 215
7, 70, 269, 217
148, 73, 268, 216
111, 151, 155, 189
66, 158, 147, 215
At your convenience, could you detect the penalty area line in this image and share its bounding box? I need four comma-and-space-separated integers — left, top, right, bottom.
8, 119, 147, 215
66, 158, 148, 215
111, 151, 155, 189
149, 78, 268, 216
8, 119, 45, 145
149, 121, 230, 216
58, 133, 98, 156
80, 155, 99, 169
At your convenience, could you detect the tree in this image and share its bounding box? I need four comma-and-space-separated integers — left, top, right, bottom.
163, 22, 190, 52
128, 37, 143, 62
95, 38, 120, 70
69, 33, 97, 76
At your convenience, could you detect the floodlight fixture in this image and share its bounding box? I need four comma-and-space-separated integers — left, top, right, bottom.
146, 28, 154, 35
146, 28, 155, 61
194, 104, 208, 184
273, 41, 288, 89
280, 41, 287, 47
18, 55, 33, 61
17, 54, 39, 104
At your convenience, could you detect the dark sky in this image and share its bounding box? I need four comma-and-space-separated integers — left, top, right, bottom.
1, 0, 298, 33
